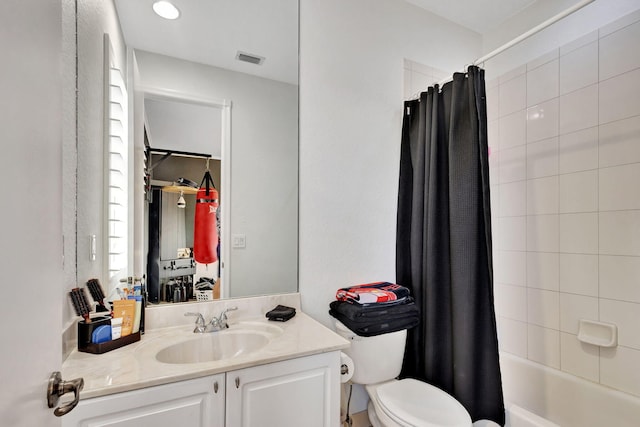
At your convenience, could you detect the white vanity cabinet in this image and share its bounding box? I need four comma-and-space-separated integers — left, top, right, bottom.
226, 352, 340, 427
61, 374, 225, 427
62, 352, 341, 427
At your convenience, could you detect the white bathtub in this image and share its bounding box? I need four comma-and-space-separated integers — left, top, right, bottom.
500, 352, 640, 426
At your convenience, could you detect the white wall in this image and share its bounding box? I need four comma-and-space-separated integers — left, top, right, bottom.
62, 0, 77, 333
402, 59, 449, 100
134, 51, 298, 298
298, 0, 480, 413
298, 0, 480, 326
66, 0, 128, 338
482, 0, 579, 54
488, 8, 640, 422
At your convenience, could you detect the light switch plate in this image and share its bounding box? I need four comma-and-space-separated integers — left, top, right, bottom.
90, 234, 97, 261
232, 234, 246, 248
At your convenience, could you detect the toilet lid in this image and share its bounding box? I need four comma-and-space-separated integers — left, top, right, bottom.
375, 379, 471, 427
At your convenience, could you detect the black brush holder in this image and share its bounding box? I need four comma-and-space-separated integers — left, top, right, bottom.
77, 316, 140, 354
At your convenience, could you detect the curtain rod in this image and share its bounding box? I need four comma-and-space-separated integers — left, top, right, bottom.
436, 0, 596, 87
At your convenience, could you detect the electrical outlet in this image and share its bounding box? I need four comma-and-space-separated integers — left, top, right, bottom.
232, 234, 246, 248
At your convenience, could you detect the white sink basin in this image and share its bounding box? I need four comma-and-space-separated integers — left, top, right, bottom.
155, 322, 283, 364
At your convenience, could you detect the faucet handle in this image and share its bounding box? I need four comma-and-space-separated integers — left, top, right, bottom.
217, 306, 238, 328
224, 306, 238, 314
184, 312, 206, 333
184, 312, 205, 322
221, 306, 238, 319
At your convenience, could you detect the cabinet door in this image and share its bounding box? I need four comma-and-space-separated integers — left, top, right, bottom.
62, 374, 224, 427
226, 352, 340, 427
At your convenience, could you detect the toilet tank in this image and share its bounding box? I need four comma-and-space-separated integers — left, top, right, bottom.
335, 320, 407, 384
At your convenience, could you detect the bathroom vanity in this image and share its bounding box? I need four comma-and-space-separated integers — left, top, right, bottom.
62, 353, 336, 426
61, 295, 349, 427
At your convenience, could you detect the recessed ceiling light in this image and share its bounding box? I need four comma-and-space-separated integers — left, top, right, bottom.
153, 1, 180, 20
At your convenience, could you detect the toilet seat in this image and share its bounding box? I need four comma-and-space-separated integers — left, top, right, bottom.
368, 379, 472, 427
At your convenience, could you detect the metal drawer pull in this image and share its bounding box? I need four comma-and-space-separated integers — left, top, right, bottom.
214, 381, 219, 393
47, 371, 84, 417
235, 377, 240, 388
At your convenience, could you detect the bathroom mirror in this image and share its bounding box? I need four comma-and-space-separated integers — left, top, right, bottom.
74, 0, 299, 305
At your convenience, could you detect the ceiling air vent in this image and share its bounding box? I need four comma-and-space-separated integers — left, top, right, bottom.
236, 51, 265, 65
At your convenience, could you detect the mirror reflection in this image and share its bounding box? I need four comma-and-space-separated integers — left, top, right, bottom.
147, 151, 222, 304
75, 0, 299, 308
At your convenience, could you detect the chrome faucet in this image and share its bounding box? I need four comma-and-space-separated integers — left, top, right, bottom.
184, 307, 238, 333
184, 312, 207, 333
209, 306, 238, 331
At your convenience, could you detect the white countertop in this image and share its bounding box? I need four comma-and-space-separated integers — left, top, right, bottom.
62, 311, 349, 399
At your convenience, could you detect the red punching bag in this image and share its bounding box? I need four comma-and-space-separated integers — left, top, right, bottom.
193, 170, 219, 264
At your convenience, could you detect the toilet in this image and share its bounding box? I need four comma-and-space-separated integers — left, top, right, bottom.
335, 320, 472, 427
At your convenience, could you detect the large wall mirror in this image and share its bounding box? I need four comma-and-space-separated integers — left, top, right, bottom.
75, 0, 298, 309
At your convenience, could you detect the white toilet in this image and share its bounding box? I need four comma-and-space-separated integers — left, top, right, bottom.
335, 320, 472, 427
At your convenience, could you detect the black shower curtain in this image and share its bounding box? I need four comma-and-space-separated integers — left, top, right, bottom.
396, 66, 505, 425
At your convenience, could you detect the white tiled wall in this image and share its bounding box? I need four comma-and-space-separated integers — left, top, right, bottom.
489, 11, 640, 399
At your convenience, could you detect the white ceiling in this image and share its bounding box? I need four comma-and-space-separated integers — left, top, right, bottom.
114, 1, 543, 89
404, 0, 538, 34
114, 0, 299, 85
119, 0, 541, 156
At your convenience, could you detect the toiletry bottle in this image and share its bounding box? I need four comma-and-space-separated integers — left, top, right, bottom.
139, 275, 146, 334
127, 294, 142, 334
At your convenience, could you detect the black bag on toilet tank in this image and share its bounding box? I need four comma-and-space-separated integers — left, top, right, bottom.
329, 298, 419, 337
